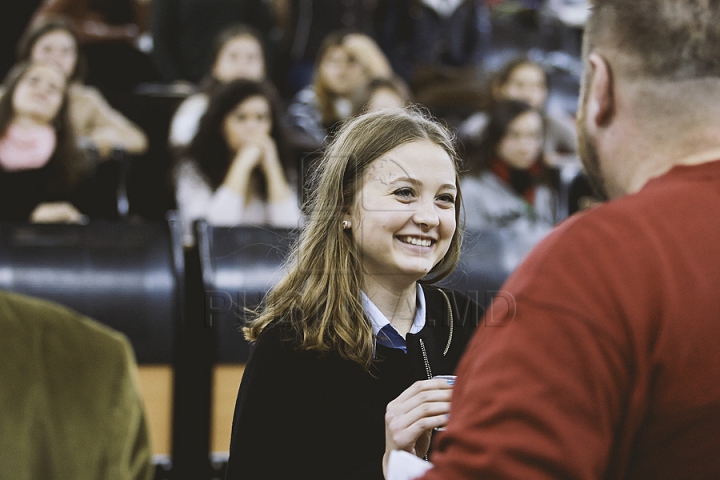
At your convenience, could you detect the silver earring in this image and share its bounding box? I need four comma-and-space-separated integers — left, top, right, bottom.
342, 220, 350, 230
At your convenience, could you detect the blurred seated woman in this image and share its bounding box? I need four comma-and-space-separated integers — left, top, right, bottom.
15, 16, 148, 159
284, 30, 393, 151
0, 61, 93, 222
173, 79, 302, 246
169, 23, 268, 149
361, 75, 412, 113
458, 56, 577, 166
461, 99, 558, 235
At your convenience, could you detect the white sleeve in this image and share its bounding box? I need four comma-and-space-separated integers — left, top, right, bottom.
387, 450, 432, 480
169, 95, 208, 148
266, 193, 303, 229
174, 161, 244, 245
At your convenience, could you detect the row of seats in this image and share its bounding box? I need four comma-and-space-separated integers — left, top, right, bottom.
0, 214, 545, 479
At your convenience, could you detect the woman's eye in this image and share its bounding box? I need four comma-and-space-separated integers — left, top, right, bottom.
394, 188, 414, 198
437, 194, 455, 204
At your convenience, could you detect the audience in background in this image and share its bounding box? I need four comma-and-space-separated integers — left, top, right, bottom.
361, 76, 412, 113
29, 0, 158, 93
225, 108, 479, 480
461, 99, 557, 237
0, 60, 93, 223
376, 0, 492, 114
16, 16, 148, 159
284, 30, 393, 152
173, 79, 301, 246
150, 0, 277, 85
458, 55, 577, 164
273, 0, 379, 97
169, 24, 268, 150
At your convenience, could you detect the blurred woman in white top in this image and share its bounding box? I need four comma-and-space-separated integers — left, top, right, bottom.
168, 24, 267, 150
173, 79, 301, 246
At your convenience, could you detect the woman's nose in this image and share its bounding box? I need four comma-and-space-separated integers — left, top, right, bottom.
412, 198, 440, 228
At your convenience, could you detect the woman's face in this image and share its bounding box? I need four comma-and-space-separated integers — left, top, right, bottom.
213, 35, 265, 83
497, 111, 544, 170
223, 95, 272, 152
12, 63, 67, 124
365, 87, 405, 112
30, 29, 78, 79
347, 140, 457, 288
498, 64, 548, 109
319, 45, 368, 97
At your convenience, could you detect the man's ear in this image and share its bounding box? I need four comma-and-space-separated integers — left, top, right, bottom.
586, 53, 615, 127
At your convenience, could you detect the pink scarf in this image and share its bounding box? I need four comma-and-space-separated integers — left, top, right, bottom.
0, 123, 56, 171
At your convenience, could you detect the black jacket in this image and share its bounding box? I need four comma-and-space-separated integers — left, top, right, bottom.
225, 285, 480, 480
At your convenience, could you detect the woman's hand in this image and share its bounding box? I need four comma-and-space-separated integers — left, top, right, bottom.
253, 135, 281, 171
233, 140, 265, 171
343, 34, 392, 80
222, 140, 265, 195
382, 378, 454, 477
30, 202, 88, 224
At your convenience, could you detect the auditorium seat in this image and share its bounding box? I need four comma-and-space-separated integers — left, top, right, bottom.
438, 227, 541, 316
192, 221, 297, 472
196, 222, 297, 364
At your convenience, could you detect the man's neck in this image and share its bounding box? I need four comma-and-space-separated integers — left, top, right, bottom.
624, 146, 720, 196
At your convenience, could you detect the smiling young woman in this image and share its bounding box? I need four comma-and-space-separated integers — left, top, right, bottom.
225, 108, 480, 480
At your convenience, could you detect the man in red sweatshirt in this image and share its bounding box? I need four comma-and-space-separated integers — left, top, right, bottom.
384, 1, 720, 478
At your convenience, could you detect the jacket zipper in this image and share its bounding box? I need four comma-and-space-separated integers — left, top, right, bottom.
438, 289, 454, 356
419, 338, 433, 380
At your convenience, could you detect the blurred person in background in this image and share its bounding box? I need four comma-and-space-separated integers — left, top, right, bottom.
458, 55, 577, 165
168, 24, 269, 150
30, 0, 159, 92
284, 29, 393, 152
0, 60, 94, 223
272, 0, 379, 97
460, 98, 557, 234
375, 0, 492, 118
15, 16, 148, 159
361, 76, 413, 113
173, 79, 301, 246
150, 0, 277, 86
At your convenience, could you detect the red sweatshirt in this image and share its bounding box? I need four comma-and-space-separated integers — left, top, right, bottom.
422, 159, 720, 479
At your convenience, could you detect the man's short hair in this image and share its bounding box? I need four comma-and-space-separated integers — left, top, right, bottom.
585, 0, 720, 80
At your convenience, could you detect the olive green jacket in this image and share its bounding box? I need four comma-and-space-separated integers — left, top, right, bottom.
0, 291, 153, 480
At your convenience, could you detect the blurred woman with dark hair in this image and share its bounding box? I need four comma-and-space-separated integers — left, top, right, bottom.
169, 23, 269, 149
0, 60, 92, 222
15, 16, 148, 158
461, 99, 558, 232
173, 79, 301, 245
458, 56, 577, 165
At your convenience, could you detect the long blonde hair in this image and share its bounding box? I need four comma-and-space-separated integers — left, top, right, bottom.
244, 108, 463, 370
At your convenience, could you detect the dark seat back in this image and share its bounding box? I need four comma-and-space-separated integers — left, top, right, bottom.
439, 227, 544, 315
195, 222, 297, 363
0, 216, 184, 363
